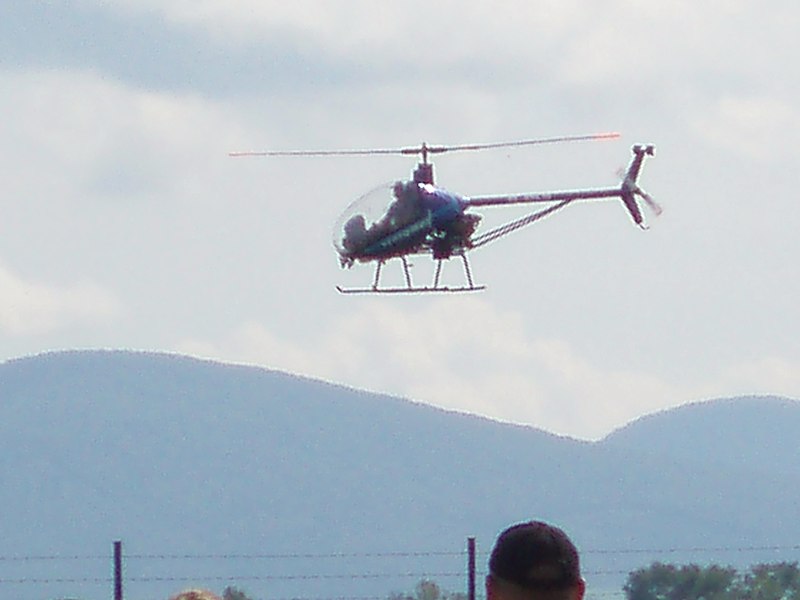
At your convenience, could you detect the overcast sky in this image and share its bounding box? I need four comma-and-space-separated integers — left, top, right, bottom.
2, 1, 798, 440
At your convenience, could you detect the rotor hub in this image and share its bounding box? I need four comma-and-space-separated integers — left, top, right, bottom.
413, 162, 434, 185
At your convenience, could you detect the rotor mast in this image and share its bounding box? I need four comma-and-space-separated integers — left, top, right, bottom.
413, 142, 434, 185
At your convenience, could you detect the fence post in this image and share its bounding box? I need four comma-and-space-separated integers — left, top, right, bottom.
114, 540, 123, 600
468, 537, 476, 600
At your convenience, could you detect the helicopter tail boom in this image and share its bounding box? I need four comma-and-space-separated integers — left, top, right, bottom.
462, 144, 658, 228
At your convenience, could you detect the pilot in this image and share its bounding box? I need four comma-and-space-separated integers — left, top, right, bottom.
386, 181, 419, 228
342, 214, 368, 253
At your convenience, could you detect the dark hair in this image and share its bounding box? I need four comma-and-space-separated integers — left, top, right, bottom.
488, 521, 581, 591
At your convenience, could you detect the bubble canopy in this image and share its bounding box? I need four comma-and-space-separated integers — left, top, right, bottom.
333, 181, 465, 261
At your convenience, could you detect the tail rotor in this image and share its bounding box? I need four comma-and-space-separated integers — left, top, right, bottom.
618, 145, 659, 228
637, 187, 662, 217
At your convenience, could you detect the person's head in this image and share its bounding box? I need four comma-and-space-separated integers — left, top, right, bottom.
168, 589, 221, 600
486, 521, 585, 600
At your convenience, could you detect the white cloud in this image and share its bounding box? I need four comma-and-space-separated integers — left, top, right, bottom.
176, 292, 800, 440
90, 0, 795, 95
175, 298, 687, 440
721, 356, 800, 397
0, 65, 267, 257
0, 262, 121, 335
102, 0, 580, 56
0, 68, 250, 201
692, 95, 800, 160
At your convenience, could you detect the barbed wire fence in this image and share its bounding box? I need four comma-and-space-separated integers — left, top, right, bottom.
1, 542, 799, 600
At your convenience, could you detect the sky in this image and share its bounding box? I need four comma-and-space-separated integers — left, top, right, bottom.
1, 0, 798, 440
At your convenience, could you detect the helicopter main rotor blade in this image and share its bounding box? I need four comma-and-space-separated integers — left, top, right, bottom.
423, 132, 620, 155
229, 132, 620, 159
228, 147, 406, 158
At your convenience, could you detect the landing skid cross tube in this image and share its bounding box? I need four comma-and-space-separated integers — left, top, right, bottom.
336, 252, 485, 295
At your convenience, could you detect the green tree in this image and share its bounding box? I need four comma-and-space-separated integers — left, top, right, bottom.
624, 563, 738, 600
389, 579, 467, 600
222, 585, 255, 600
416, 579, 442, 600
740, 563, 800, 600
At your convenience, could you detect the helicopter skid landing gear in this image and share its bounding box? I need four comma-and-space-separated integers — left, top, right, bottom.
336, 253, 486, 294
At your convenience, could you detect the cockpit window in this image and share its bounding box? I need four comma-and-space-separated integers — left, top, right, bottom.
334, 181, 424, 256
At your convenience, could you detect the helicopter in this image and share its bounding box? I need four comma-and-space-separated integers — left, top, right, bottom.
231, 133, 658, 294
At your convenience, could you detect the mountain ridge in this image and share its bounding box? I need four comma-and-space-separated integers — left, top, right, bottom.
1, 350, 798, 600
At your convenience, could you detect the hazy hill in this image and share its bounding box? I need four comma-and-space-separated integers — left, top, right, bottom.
1, 351, 798, 600
603, 396, 800, 476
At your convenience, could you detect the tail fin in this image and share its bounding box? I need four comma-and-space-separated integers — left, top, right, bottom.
620, 144, 655, 228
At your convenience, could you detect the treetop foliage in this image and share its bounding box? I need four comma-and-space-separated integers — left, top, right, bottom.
625, 562, 800, 600
389, 578, 468, 600
222, 586, 255, 600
